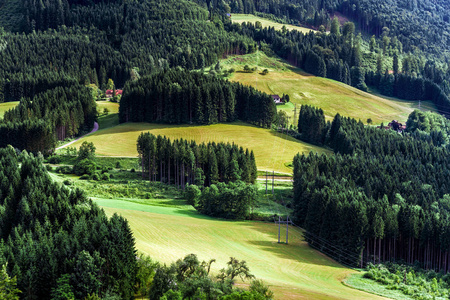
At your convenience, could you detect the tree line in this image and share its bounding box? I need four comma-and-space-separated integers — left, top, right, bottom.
293, 107, 450, 270
120, 69, 276, 127
0, 84, 96, 153
137, 132, 258, 189
0, 146, 137, 299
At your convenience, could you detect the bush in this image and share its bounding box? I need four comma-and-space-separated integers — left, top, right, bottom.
46, 165, 53, 171
56, 166, 72, 174
101, 173, 110, 181
47, 155, 61, 164
130, 168, 135, 173
80, 174, 90, 180
91, 173, 101, 181
185, 184, 201, 206
63, 179, 72, 186
73, 159, 97, 176
115, 161, 122, 169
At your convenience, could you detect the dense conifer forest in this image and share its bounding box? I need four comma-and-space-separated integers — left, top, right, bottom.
294, 107, 450, 270
0, 146, 137, 299
120, 69, 276, 127
137, 132, 257, 188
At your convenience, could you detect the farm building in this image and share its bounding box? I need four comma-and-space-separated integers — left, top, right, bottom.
272, 94, 284, 105
106, 89, 123, 98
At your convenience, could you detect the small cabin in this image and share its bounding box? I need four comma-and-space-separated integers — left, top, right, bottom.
272, 94, 284, 105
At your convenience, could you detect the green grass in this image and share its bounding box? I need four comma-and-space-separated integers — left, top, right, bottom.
63, 121, 330, 173
231, 14, 316, 34
96, 101, 120, 130
344, 273, 415, 300
222, 51, 437, 125
0, 101, 19, 118
96, 200, 387, 300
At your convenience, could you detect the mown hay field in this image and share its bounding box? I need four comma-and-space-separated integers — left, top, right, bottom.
67, 121, 330, 174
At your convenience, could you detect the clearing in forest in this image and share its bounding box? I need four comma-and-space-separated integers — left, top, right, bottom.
221, 51, 436, 124
97, 199, 387, 300
230, 13, 316, 34
65, 121, 330, 174
0, 101, 19, 118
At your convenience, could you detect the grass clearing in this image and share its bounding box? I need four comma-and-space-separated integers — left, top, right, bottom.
97, 200, 387, 300
231, 14, 316, 34
222, 51, 436, 124
0, 101, 19, 118
63, 121, 330, 173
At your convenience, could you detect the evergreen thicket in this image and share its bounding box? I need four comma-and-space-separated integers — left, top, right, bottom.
0, 84, 96, 152
120, 69, 276, 127
137, 132, 257, 188
0, 146, 137, 299
293, 110, 450, 269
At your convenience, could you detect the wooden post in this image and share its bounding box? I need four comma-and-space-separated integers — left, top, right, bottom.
272, 171, 274, 195
286, 216, 289, 244
265, 171, 268, 194
278, 215, 281, 243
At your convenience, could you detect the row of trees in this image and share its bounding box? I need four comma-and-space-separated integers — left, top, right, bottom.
0, 84, 96, 153
293, 109, 450, 269
137, 133, 258, 188
120, 69, 276, 127
0, 146, 137, 299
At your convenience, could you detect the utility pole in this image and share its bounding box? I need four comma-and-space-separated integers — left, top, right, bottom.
278, 215, 281, 243
286, 215, 289, 244
265, 171, 268, 194
272, 171, 274, 195
292, 104, 297, 128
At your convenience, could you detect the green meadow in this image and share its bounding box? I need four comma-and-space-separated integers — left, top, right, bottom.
221, 51, 435, 124
97, 199, 387, 300
230, 13, 316, 34
0, 101, 19, 118
65, 121, 330, 173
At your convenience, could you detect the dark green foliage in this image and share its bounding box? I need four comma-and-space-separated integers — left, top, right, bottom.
196, 181, 257, 219
120, 69, 276, 127
293, 110, 450, 269
0, 146, 137, 299
137, 132, 257, 188
0, 84, 96, 152
0, 264, 21, 300
364, 263, 450, 299
297, 105, 326, 145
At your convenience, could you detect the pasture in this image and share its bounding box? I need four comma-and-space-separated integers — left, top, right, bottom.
97, 199, 387, 300
230, 14, 316, 34
0, 101, 19, 118
64, 121, 330, 173
221, 51, 435, 124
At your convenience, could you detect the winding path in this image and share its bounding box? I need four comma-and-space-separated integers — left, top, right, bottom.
55, 122, 99, 150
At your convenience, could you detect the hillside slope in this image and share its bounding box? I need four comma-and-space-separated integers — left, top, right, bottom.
221, 51, 436, 124
97, 200, 387, 300
65, 121, 330, 173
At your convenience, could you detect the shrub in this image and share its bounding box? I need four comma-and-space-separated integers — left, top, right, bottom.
80, 174, 90, 180
63, 179, 72, 186
115, 161, 122, 169
46, 165, 53, 171
130, 168, 135, 173
101, 173, 110, 181
47, 155, 61, 164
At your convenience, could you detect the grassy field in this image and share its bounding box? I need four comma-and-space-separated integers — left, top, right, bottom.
221, 51, 436, 125
0, 101, 19, 118
96, 199, 386, 300
64, 121, 330, 173
231, 14, 316, 34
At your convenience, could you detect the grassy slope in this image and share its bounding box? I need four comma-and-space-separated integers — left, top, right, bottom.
221, 51, 435, 124
96, 101, 120, 129
231, 14, 316, 34
98, 200, 387, 300
65, 121, 330, 173
0, 101, 19, 118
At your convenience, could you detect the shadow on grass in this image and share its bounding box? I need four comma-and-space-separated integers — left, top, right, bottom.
242, 223, 345, 269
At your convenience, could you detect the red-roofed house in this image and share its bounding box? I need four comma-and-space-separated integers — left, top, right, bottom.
106, 89, 123, 98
